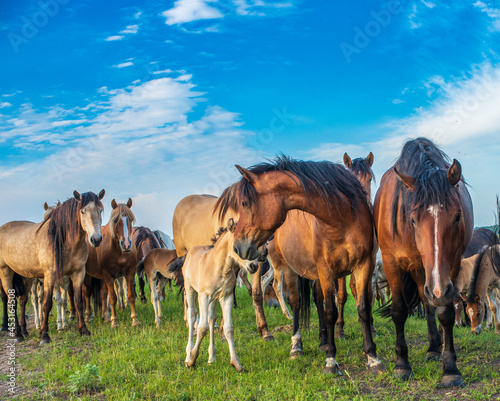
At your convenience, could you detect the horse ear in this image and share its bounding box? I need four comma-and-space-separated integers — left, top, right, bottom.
44, 202, 49, 211
127, 198, 133, 208
57, 201, 61, 207
394, 167, 415, 192
366, 152, 374, 167
227, 218, 235, 233
447, 159, 461, 187
74, 191, 82, 201
235, 165, 257, 183
98, 189, 105, 200
343, 153, 352, 169
111, 199, 118, 209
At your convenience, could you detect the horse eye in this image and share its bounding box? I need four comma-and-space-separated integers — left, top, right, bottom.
81, 209, 86, 215
113, 218, 119, 224
454, 213, 462, 224
242, 201, 249, 208
410, 217, 416, 226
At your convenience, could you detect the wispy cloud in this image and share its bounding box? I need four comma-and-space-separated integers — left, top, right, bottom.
0, 102, 12, 108
120, 24, 139, 34
105, 35, 125, 41
114, 61, 134, 68
163, 0, 223, 25
474, 1, 500, 31
233, 0, 293, 16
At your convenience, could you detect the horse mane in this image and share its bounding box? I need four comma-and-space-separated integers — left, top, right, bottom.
134, 226, 160, 251
110, 203, 136, 239
210, 227, 228, 247
350, 157, 375, 183
153, 230, 168, 249
391, 138, 461, 235
467, 246, 489, 303
215, 154, 368, 222
39, 192, 103, 281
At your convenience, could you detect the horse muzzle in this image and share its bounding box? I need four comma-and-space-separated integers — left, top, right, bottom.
246, 260, 259, 275
89, 235, 103, 247
233, 241, 260, 261
424, 281, 454, 306
120, 239, 133, 253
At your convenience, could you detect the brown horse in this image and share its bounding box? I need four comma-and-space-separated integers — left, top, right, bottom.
134, 226, 163, 303
216, 155, 383, 375
173, 194, 274, 341
136, 248, 184, 328
0, 190, 105, 343
374, 138, 473, 387
85, 198, 140, 328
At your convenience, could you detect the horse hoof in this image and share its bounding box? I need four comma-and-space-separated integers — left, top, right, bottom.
185, 361, 195, 369
262, 333, 274, 341
236, 367, 247, 373
132, 320, 141, 328
393, 368, 413, 381
39, 337, 51, 345
14, 337, 24, 344
369, 363, 386, 375
323, 365, 342, 376
425, 351, 441, 362
438, 375, 465, 388
290, 350, 304, 360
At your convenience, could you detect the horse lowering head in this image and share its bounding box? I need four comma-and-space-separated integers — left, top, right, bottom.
344, 152, 374, 201
110, 198, 135, 253
74, 189, 105, 247
465, 294, 484, 334
226, 218, 267, 274
394, 159, 463, 307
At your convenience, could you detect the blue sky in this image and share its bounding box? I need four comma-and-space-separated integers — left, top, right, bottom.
1, 0, 500, 235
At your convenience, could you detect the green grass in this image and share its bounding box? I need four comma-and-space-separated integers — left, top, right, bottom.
7, 281, 500, 400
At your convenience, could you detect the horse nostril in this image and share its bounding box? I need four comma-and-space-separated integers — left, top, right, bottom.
424, 285, 433, 300
444, 283, 453, 299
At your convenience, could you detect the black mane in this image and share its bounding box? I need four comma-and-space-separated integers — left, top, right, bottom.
134, 226, 161, 259
467, 246, 489, 303
350, 157, 375, 182
391, 138, 461, 235
215, 154, 368, 222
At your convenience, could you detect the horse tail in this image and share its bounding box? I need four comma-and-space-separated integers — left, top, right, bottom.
137, 257, 145, 278
91, 277, 102, 317
13, 273, 26, 298
168, 255, 186, 273
378, 273, 419, 318
298, 276, 311, 330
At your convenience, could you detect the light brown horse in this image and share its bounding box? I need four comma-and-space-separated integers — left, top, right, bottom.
374, 138, 473, 388
170, 219, 261, 372
173, 194, 274, 341
0, 190, 105, 343
85, 198, 140, 328
216, 155, 383, 375
136, 248, 184, 328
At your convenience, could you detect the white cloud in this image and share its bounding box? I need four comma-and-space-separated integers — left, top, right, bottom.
152, 69, 174, 74
120, 24, 139, 34
114, 61, 134, 68
474, 1, 500, 31
421, 0, 435, 8
105, 35, 125, 41
234, 0, 293, 16
306, 62, 500, 227
134, 11, 143, 19
392, 99, 404, 104
408, 4, 422, 29
0, 102, 12, 108
162, 0, 224, 25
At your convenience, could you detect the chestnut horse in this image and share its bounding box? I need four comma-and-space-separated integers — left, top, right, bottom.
173, 194, 274, 341
216, 155, 383, 375
85, 198, 140, 328
374, 138, 473, 388
0, 190, 105, 343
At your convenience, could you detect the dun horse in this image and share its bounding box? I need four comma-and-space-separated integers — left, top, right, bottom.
170, 219, 262, 372
216, 155, 384, 375
85, 198, 140, 328
0, 190, 105, 343
374, 138, 473, 387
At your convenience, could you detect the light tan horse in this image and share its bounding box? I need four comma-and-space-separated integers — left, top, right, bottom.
0, 190, 105, 343
170, 219, 262, 372
172, 194, 273, 340
136, 248, 184, 328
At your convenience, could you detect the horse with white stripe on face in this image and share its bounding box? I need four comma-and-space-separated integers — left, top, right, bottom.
374, 138, 473, 388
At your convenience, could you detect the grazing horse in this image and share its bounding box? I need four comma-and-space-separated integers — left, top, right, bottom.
136, 248, 184, 328
216, 155, 384, 375
0, 190, 105, 343
373, 138, 473, 388
173, 194, 274, 341
170, 219, 262, 372
85, 198, 140, 328
134, 226, 163, 304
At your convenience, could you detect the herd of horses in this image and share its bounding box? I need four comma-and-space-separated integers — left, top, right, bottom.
1, 137, 499, 388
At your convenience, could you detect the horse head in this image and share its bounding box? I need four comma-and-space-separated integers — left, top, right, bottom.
74, 189, 105, 247
344, 152, 374, 202
227, 218, 267, 274
110, 198, 135, 253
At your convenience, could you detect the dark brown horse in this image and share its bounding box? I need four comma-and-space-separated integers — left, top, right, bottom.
1, 275, 32, 337
134, 226, 163, 303
216, 155, 383, 375
0, 190, 105, 343
85, 198, 140, 328
373, 138, 473, 388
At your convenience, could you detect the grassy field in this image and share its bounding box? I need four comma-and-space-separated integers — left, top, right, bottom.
1, 281, 500, 401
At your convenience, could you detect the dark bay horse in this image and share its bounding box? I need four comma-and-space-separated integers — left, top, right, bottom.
134, 226, 163, 304
85, 198, 140, 328
373, 138, 473, 387
216, 155, 383, 375
0, 190, 105, 343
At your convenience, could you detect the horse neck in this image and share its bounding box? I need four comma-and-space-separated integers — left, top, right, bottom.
211, 232, 238, 277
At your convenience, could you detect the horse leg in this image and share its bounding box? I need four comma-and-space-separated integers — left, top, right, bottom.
156, 275, 168, 320
251, 261, 274, 341
68, 280, 76, 321
208, 300, 217, 364
103, 278, 118, 328
29, 280, 40, 330
187, 294, 209, 368
126, 273, 140, 327
184, 284, 197, 365
138, 276, 147, 304
149, 272, 160, 328
19, 279, 32, 337
412, 270, 441, 361
352, 265, 385, 375
335, 277, 347, 339
40, 275, 55, 344
268, 249, 293, 320
221, 294, 244, 372
70, 270, 91, 337
283, 266, 302, 358
453, 297, 464, 327
486, 289, 500, 335
114, 280, 122, 310
82, 278, 92, 322
55, 283, 64, 331
0, 285, 7, 331
313, 280, 327, 351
